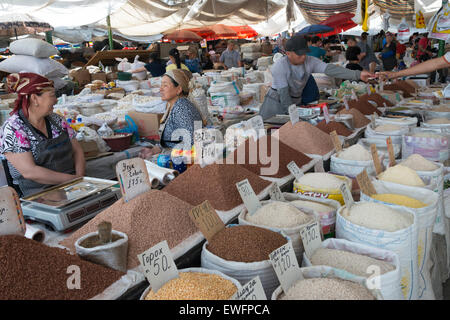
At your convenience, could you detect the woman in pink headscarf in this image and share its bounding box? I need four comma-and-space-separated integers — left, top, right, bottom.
0, 72, 85, 197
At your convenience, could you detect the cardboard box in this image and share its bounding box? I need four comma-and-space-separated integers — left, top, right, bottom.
79, 140, 99, 158
127, 110, 163, 138
70, 68, 91, 87
106, 71, 118, 82
91, 72, 107, 83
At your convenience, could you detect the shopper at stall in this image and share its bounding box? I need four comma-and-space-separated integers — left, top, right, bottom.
184, 48, 203, 74
218, 41, 242, 69
379, 32, 397, 71
308, 36, 326, 60
345, 46, 364, 71
259, 35, 374, 120
139, 69, 203, 158
261, 37, 273, 55
166, 48, 189, 72
357, 32, 379, 73
0, 73, 85, 197
130, 52, 166, 77
377, 51, 450, 79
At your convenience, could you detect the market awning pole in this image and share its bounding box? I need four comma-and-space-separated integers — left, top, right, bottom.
45, 31, 53, 44
439, 40, 445, 57
107, 15, 113, 50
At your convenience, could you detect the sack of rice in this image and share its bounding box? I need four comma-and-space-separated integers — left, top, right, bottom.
402, 131, 449, 163
365, 123, 409, 145
336, 201, 419, 300
283, 193, 341, 239
360, 179, 439, 299
378, 165, 426, 187
271, 265, 383, 300
293, 173, 352, 205
302, 238, 403, 300
238, 200, 317, 265
331, 144, 384, 177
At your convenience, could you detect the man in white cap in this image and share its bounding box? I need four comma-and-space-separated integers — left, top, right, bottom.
259, 35, 374, 120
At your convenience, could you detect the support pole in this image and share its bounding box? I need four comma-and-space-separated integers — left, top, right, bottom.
45, 31, 53, 44
107, 15, 113, 50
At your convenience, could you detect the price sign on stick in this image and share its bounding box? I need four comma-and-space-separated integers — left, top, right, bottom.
232, 276, 267, 300
370, 144, 383, 175
343, 96, 350, 110
330, 130, 342, 153
137, 240, 179, 292
188, 200, 225, 242
269, 242, 303, 293
314, 160, 325, 172
116, 158, 152, 202
287, 161, 304, 181
0, 186, 25, 236
386, 137, 396, 167
269, 183, 285, 202
288, 104, 299, 125
340, 182, 354, 209
356, 170, 377, 196
236, 179, 262, 216
351, 89, 358, 100
323, 105, 330, 124
300, 221, 323, 258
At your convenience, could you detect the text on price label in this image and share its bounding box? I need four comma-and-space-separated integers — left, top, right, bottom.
137, 240, 179, 292
0, 186, 25, 236
323, 106, 330, 124
236, 179, 262, 215
269, 242, 303, 293
300, 221, 322, 258
288, 104, 299, 125
188, 200, 225, 242
116, 158, 152, 202
232, 276, 267, 300
287, 161, 304, 181
269, 183, 285, 202
340, 182, 354, 209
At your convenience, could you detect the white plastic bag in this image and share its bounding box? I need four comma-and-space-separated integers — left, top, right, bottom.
302, 238, 403, 300
0, 55, 68, 78
360, 180, 439, 300
97, 123, 114, 138
10, 38, 58, 58
131, 55, 147, 80
115, 57, 132, 72
397, 18, 411, 44
330, 152, 384, 178
336, 202, 419, 300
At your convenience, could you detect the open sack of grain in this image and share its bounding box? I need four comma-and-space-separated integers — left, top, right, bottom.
282, 193, 341, 239
271, 265, 383, 300
336, 201, 419, 300
302, 238, 402, 300
402, 130, 449, 164
140, 268, 241, 300
0, 235, 142, 300
201, 224, 289, 298
331, 144, 384, 178
238, 200, 318, 266
359, 180, 439, 300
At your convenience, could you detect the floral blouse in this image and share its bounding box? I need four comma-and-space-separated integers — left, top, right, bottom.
0, 113, 75, 156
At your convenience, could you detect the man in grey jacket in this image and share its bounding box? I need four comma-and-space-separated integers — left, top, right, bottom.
260, 35, 374, 120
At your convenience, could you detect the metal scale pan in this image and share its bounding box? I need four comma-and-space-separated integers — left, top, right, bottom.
21, 177, 122, 232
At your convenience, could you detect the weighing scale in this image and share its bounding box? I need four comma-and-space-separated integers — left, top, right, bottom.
21, 177, 122, 232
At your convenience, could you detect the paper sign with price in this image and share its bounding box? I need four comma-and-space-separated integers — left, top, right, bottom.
287, 161, 304, 181
269, 242, 303, 292
356, 170, 377, 196
300, 221, 322, 258
116, 158, 152, 202
323, 106, 330, 124
340, 182, 354, 209
248, 115, 265, 133
232, 276, 267, 300
0, 186, 25, 236
330, 130, 342, 153
188, 200, 225, 242
236, 179, 262, 215
137, 240, 179, 292
343, 97, 350, 110
370, 144, 383, 175
269, 183, 285, 202
288, 104, 299, 125
386, 137, 396, 167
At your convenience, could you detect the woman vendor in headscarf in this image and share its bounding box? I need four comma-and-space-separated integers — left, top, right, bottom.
139, 69, 204, 159
0, 73, 85, 197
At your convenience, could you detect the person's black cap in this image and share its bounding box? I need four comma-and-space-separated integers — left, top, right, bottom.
285, 35, 310, 55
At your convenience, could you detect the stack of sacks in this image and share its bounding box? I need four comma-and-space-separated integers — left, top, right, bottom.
0, 38, 68, 89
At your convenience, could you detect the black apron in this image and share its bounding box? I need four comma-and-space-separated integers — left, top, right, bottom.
12, 111, 75, 197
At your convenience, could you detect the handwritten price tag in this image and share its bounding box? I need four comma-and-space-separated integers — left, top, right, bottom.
340, 182, 354, 209
330, 130, 342, 153
386, 137, 396, 167
323, 105, 330, 124
232, 276, 267, 300
356, 170, 377, 196
287, 161, 304, 181
269, 183, 285, 202
0, 186, 25, 236
343, 96, 350, 110
289, 104, 299, 125
269, 242, 303, 293
236, 179, 262, 215
188, 200, 225, 242
300, 221, 322, 258
137, 240, 179, 292
370, 144, 383, 175
116, 158, 152, 202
